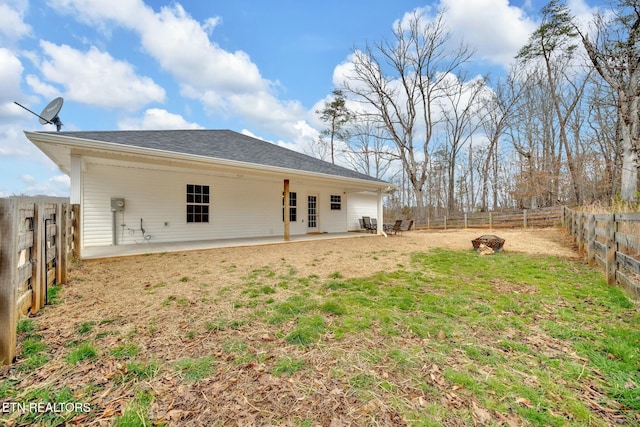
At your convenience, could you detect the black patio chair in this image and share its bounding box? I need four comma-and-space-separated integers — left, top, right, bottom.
389, 219, 404, 235
362, 216, 376, 233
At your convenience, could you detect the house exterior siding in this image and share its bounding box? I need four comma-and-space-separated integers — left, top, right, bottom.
346, 192, 379, 231
81, 161, 375, 248
24, 129, 391, 256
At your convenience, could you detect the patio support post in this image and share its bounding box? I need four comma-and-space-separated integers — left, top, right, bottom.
377, 188, 384, 235
284, 180, 290, 241
0, 198, 18, 365
70, 155, 82, 205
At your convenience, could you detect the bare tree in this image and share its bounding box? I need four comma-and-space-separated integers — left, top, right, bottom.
478, 70, 526, 211
343, 115, 397, 180
342, 11, 474, 212
518, 0, 584, 205
576, 0, 640, 203
438, 75, 487, 213
305, 135, 331, 162
507, 66, 562, 208
585, 75, 620, 199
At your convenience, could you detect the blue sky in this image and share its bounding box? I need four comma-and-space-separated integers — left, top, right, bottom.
0, 0, 604, 196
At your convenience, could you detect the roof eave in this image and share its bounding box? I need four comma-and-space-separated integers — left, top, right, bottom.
24, 131, 392, 191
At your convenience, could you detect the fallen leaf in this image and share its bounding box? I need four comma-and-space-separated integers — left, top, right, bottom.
496, 412, 522, 427
472, 401, 492, 424
101, 406, 116, 418
515, 397, 533, 408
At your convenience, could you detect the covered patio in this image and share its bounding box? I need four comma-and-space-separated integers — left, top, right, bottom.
81, 231, 379, 259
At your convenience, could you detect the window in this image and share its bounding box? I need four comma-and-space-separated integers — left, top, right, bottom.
330, 195, 342, 210
282, 191, 297, 222
186, 184, 210, 223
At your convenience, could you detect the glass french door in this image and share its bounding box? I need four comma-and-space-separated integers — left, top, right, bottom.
307, 194, 318, 232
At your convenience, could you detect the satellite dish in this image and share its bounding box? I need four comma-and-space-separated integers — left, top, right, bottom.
14, 97, 65, 132
39, 97, 63, 127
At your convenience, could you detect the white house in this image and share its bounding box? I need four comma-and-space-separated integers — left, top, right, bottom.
24, 130, 390, 255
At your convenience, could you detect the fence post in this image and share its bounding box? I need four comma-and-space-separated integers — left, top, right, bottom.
587, 214, 596, 266
577, 213, 584, 255
31, 203, 42, 314
36, 203, 47, 309
464, 213, 468, 229
61, 203, 68, 283
56, 203, 66, 285
0, 198, 18, 365
72, 204, 81, 259
523, 209, 528, 228
606, 213, 617, 286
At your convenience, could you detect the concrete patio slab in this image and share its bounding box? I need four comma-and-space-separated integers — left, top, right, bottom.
81, 231, 379, 259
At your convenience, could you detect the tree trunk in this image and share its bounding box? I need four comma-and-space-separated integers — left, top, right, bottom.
619, 103, 639, 202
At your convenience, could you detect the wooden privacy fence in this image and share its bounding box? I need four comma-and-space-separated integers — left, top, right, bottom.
563, 207, 640, 299
415, 206, 562, 230
0, 197, 79, 365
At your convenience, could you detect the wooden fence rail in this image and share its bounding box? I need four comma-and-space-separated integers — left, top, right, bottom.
562, 207, 640, 299
0, 197, 79, 365
414, 206, 562, 230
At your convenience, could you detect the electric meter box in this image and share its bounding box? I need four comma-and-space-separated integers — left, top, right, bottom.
111, 198, 125, 212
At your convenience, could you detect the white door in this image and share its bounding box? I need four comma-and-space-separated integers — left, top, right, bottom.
307, 194, 319, 232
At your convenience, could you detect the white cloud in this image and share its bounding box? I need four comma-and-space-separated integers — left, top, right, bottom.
47, 0, 315, 147
228, 92, 305, 126
19, 173, 70, 196
139, 4, 265, 95
48, 0, 147, 31
202, 16, 222, 34
439, 0, 537, 67
20, 174, 36, 183
288, 119, 321, 148
239, 128, 266, 141
0, 126, 33, 157
34, 41, 165, 110
48, 1, 266, 97
0, 48, 25, 103
118, 108, 203, 130
24, 74, 59, 99
567, 0, 601, 30
0, 2, 31, 43
0, 121, 69, 196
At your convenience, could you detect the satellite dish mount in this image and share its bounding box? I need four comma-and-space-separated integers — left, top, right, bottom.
14, 97, 64, 131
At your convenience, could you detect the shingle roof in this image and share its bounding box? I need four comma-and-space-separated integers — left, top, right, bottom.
41, 129, 386, 184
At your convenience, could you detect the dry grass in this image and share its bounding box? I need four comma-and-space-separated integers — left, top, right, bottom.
5, 228, 638, 426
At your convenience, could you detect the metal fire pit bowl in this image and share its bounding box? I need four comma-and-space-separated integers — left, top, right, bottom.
472, 235, 505, 252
